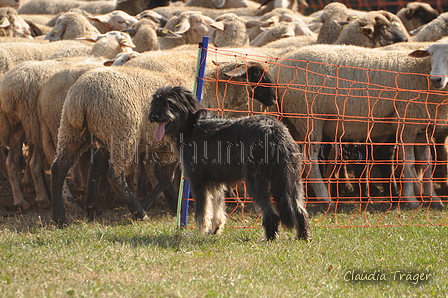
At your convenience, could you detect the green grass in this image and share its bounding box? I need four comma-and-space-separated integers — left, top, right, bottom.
0, 208, 447, 298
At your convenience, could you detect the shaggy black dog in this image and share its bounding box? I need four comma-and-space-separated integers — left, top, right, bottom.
149, 86, 311, 240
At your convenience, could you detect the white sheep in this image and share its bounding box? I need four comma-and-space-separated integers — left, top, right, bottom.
249, 21, 315, 47
314, 2, 351, 45
88, 10, 137, 34
270, 43, 448, 209
334, 10, 409, 48
0, 7, 33, 38
396, 2, 439, 33
184, 0, 252, 9
44, 12, 100, 41
411, 12, 448, 42
0, 60, 70, 210
51, 66, 193, 224
158, 10, 215, 50
247, 7, 307, 42
125, 18, 181, 52
0, 40, 90, 80
18, 0, 115, 15
49, 31, 136, 59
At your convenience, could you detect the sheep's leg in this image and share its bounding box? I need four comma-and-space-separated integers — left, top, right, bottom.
6, 124, 30, 210
85, 149, 109, 220
396, 138, 421, 209
304, 135, 334, 209
415, 139, 444, 209
140, 161, 179, 212
28, 144, 50, 208
51, 143, 85, 226
107, 167, 148, 220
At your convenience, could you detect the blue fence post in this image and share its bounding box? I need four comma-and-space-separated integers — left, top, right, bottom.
177, 36, 209, 228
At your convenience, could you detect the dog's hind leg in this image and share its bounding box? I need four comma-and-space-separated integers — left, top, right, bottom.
190, 182, 215, 234
209, 185, 227, 235
247, 178, 280, 240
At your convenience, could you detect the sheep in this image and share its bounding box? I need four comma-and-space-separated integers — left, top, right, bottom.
0, 0, 21, 10
261, 34, 316, 48
247, 7, 306, 42
17, 0, 115, 15
0, 40, 90, 80
49, 31, 136, 59
0, 7, 33, 38
87, 10, 138, 34
314, 2, 351, 45
184, 0, 252, 9
411, 12, 448, 42
158, 11, 215, 50
44, 12, 100, 41
51, 66, 193, 225
210, 13, 265, 48
125, 18, 181, 52
334, 10, 409, 48
0, 60, 71, 210
396, 2, 439, 33
270, 43, 448, 210
249, 21, 315, 47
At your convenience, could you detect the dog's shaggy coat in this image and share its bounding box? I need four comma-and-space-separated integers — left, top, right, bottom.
150, 86, 311, 240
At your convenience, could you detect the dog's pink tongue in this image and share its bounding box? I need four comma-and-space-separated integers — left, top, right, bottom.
154, 122, 167, 142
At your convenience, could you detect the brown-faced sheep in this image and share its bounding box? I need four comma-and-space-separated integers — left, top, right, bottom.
270, 43, 448, 209
334, 10, 409, 48
396, 2, 439, 33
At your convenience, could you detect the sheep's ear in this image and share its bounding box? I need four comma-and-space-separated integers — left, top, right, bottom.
265, 16, 278, 25
121, 28, 136, 37
45, 23, 66, 41
88, 15, 110, 24
337, 21, 349, 28
359, 24, 374, 37
118, 35, 136, 48
103, 59, 115, 66
405, 7, 416, 19
212, 0, 226, 8
25, 20, 43, 37
410, 25, 423, 36
408, 49, 429, 58
0, 17, 10, 28
76, 35, 100, 42
156, 28, 182, 38
224, 64, 247, 77
245, 20, 265, 29
210, 21, 225, 31
281, 26, 296, 38
174, 19, 190, 34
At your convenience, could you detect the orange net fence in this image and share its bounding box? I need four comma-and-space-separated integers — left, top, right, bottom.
304, 0, 447, 14
180, 45, 448, 229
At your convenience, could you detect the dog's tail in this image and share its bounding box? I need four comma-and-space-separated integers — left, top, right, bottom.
271, 139, 311, 239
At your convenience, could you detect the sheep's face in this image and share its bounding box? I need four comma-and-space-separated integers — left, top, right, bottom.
409, 43, 448, 90
372, 17, 408, 46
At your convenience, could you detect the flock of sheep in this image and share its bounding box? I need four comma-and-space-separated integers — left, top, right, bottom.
0, 0, 447, 226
